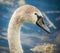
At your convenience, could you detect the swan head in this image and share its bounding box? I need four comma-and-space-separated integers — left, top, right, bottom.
17, 5, 50, 33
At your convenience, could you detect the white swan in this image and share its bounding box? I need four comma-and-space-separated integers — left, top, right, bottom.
8, 5, 50, 53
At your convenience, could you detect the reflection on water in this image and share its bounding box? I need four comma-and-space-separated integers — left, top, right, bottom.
0, 27, 9, 53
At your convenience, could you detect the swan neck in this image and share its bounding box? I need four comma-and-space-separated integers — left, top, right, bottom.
8, 18, 23, 53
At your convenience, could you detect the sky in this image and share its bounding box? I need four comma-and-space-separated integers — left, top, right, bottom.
0, 0, 60, 53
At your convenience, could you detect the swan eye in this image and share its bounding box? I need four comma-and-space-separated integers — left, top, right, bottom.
34, 13, 42, 19
34, 13, 37, 15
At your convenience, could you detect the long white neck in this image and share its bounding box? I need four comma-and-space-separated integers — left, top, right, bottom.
8, 15, 23, 53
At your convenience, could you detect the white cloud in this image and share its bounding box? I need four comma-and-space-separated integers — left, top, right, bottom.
39, 35, 49, 41
22, 25, 31, 30
18, 0, 26, 6
20, 31, 51, 47
0, 0, 4, 2
0, 0, 26, 7
44, 11, 60, 14
0, 36, 7, 40
0, 46, 8, 50
56, 16, 60, 21
3, 14, 8, 18
0, 46, 9, 53
20, 32, 38, 47
54, 31, 60, 44
0, 0, 14, 5
1, 27, 7, 37
1, 32, 7, 37
6, 7, 15, 13
2, 27, 7, 31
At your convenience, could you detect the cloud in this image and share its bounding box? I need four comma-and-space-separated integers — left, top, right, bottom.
6, 7, 15, 13
39, 35, 49, 41
0, 46, 9, 53
0, 27, 7, 39
54, 31, 60, 44
3, 14, 8, 18
2, 27, 7, 31
56, 16, 60, 21
44, 11, 60, 14
0, 12, 9, 18
0, 0, 26, 7
18, 0, 26, 6
0, 36, 7, 40
20, 30, 51, 47
0, 46, 8, 50
22, 25, 31, 30
1, 32, 7, 37
0, 0, 4, 2
21, 32, 37, 47
1, 27, 7, 37
0, 0, 14, 5
0, 0, 26, 8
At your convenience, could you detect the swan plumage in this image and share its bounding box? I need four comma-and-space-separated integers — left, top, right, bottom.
8, 5, 50, 53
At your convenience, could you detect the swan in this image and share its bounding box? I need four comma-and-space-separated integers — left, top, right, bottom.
8, 5, 50, 53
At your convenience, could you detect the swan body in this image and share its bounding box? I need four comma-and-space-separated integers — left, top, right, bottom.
8, 5, 50, 53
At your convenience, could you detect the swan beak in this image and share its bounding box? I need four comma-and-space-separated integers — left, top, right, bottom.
36, 16, 50, 33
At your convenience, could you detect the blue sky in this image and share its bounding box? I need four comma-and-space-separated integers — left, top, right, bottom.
0, 0, 60, 53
